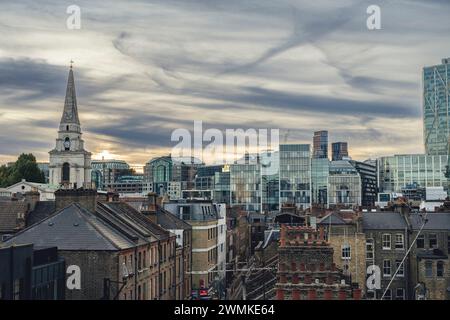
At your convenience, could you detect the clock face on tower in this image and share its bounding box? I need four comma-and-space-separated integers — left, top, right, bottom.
64, 138, 71, 150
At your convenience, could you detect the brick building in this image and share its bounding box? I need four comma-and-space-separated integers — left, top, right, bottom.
318, 212, 366, 294
275, 224, 361, 300
409, 213, 450, 300
362, 211, 409, 299
3, 188, 178, 300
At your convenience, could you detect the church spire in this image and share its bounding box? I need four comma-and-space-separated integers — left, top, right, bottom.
60, 63, 80, 128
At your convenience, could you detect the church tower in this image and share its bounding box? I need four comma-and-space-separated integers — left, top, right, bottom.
49, 64, 91, 188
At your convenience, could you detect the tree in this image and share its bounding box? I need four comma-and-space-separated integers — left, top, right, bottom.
0, 153, 45, 187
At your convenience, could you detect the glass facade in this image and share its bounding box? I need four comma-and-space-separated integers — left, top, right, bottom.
91, 159, 131, 190
423, 58, 450, 155
328, 161, 361, 207
331, 142, 348, 161
313, 130, 328, 159
261, 151, 279, 211
230, 163, 261, 211
214, 170, 231, 205
377, 154, 448, 193
279, 144, 311, 209
311, 158, 329, 206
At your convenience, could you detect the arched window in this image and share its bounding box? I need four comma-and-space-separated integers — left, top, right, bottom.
62, 163, 70, 182
66, 125, 69, 131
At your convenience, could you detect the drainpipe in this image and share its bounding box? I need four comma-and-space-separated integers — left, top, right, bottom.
134, 246, 138, 300
158, 240, 161, 299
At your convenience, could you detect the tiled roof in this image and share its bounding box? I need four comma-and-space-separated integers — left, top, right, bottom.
409, 213, 450, 230
362, 212, 408, 230
3, 203, 136, 251
156, 208, 192, 230
318, 212, 348, 225
0, 201, 28, 233
27, 201, 56, 226
98, 202, 171, 241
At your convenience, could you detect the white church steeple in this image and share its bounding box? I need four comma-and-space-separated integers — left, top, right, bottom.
49, 64, 92, 188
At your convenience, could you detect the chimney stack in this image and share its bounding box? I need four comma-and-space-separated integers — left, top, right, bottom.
55, 188, 97, 212
24, 188, 40, 211
140, 192, 158, 223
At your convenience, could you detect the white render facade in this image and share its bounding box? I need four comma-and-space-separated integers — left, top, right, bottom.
49, 66, 91, 188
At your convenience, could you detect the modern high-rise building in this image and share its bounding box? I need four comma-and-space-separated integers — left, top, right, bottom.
328, 160, 376, 208
279, 144, 311, 210
331, 142, 349, 161
143, 156, 203, 197
377, 154, 448, 194
313, 130, 328, 159
229, 151, 279, 212
91, 159, 131, 190
311, 158, 329, 207
423, 58, 450, 155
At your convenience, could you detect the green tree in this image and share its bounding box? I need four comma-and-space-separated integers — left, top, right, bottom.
0, 153, 45, 187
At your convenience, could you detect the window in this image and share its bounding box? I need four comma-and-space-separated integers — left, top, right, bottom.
342, 244, 351, 260
143, 251, 147, 268
366, 239, 374, 260
383, 289, 392, 300
448, 235, 450, 254
417, 235, 425, 249
429, 234, 437, 248
138, 252, 142, 270
437, 261, 444, 277
395, 260, 404, 277
395, 288, 405, 300
383, 260, 391, 277
395, 234, 404, 250
425, 261, 433, 277
62, 162, 70, 182
382, 234, 391, 250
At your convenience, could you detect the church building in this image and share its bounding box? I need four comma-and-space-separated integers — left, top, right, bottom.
49, 65, 91, 187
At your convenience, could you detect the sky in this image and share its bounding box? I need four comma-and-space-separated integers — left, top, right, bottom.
0, 0, 450, 168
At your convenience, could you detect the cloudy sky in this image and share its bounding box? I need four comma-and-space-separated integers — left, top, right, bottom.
0, 0, 449, 168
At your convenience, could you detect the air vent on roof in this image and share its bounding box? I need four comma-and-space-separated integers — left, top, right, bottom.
73, 222, 79, 227
48, 222, 54, 226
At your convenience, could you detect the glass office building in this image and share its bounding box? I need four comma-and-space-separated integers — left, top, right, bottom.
331, 142, 348, 161
230, 163, 261, 211
311, 158, 329, 206
423, 58, 450, 155
328, 160, 376, 208
279, 144, 311, 209
214, 169, 231, 205
91, 159, 130, 190
229, 150, 279, 212
261, 151, 279, 211
313, 131, 328, 159
377, 154, 448, 193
